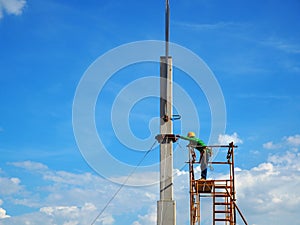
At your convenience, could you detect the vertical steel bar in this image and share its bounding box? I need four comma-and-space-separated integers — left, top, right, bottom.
213, 184, 215, 225
197, 194, 200, 225
189, 147, 194, 225
231, 144, 236, 225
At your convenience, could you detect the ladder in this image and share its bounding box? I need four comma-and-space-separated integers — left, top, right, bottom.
213, 180, 234, 225
189, 149, 200, 225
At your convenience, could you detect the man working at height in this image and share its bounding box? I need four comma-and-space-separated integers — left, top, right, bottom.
177, 132, 212, 180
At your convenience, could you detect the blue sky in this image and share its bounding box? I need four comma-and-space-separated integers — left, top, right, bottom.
1, 0, 300, 224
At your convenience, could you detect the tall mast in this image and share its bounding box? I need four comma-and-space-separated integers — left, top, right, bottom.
157, 1, 176, 225
165, 0, 170, 59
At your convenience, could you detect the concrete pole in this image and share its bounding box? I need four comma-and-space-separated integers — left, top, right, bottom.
157, 56, 176, 225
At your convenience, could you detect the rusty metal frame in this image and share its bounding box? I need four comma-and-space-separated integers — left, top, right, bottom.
188, 143, 248, 225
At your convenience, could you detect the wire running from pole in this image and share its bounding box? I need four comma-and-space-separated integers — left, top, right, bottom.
90, 140, 158, 225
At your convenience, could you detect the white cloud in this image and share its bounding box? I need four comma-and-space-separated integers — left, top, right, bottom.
131, 206, 156, 225
63, 221, 78, 225
43, 171, 94, 185
97, 213, 115, 225
109, 171, 159, 187
262, 141, 280, 150
10, 177, 20, 184
10, 161, 48, 171
285, 134, 300, 146
0, 0, 26, 19
0, 177, 22, 195
2, 161, 161, 224
40, 205, 79, 217
0, 207, 10, 218
235, 150, 300, 224
38, 203, 109, 225
218, 132, 243, 145
260, 38, 300, 54
0, 202, 111, 225
263, 134, 300, 151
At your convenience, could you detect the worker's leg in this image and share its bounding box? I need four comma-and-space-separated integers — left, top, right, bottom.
201, 168, 207, 179
200, 150, 208, 179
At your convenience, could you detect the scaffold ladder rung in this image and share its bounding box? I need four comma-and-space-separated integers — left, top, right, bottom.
215, 202, 231, 205
214, 210, 231, 214
214, 218, 232, 222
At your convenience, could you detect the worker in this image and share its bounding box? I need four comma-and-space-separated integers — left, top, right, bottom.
177, 132, 211, 180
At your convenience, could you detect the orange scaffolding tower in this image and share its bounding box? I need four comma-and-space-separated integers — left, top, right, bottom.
188, 142, 248, 225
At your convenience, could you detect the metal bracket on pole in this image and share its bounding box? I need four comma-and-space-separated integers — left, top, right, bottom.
155, 134, 178, 144
171, 114, 181, 121
161, 114, 181, 122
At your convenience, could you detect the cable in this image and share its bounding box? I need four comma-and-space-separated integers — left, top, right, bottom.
90, 140, 157, 225
175, 141, 190, 171
176, 140, 186, 152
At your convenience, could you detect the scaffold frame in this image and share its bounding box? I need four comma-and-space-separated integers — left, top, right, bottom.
188, 142, 248, 225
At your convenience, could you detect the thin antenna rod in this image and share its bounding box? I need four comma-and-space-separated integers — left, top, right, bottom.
161, 0, 170, 119
165, 0, 170, 59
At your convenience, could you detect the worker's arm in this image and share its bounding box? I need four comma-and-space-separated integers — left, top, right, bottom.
177, 135, 206, 147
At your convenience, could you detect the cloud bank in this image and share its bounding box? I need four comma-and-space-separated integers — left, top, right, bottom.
0, 0, 26, 19
0, 134, 300, 224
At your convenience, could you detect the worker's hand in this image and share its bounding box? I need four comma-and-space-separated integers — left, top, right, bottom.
176, 134, 181, 138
